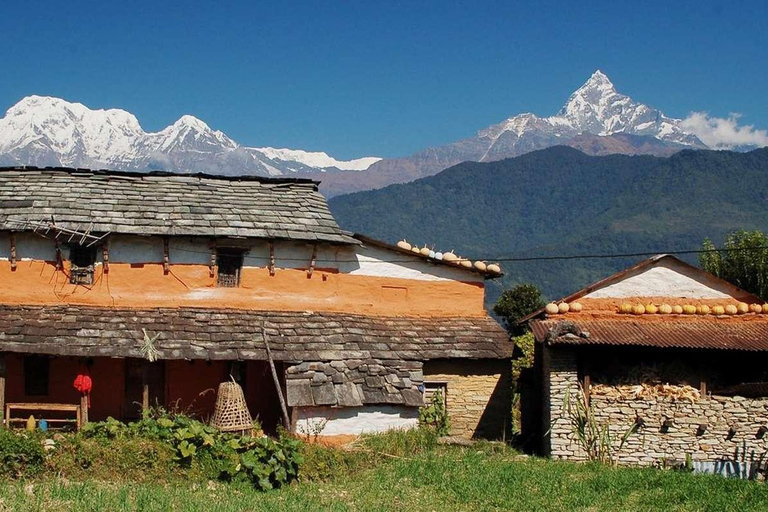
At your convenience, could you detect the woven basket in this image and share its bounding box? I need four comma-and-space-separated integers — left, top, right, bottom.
210, 381, 253, 434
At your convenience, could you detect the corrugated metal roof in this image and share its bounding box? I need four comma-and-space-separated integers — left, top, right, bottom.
531, 318, 768, 352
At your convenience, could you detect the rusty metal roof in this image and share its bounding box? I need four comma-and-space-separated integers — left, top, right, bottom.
531, 317, 768, 352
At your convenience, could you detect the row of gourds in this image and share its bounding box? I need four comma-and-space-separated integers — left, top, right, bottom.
617, 302, 768, 316
545, 302, 583, 314
544, 301, 768, 316
396, 240, 502, 274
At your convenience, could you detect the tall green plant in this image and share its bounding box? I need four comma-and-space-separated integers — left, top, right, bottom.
419, 389, 450, 436
561, 386, 637, 464
700, 230, 768, 300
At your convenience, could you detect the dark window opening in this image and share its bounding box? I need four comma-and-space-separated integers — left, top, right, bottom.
24, 356, 50, 396
423, 381, 448, 407
69, 244, 97, 285
217, 248, 245, 287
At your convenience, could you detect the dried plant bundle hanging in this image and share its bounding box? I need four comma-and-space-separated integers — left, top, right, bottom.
141, 329, 161, 362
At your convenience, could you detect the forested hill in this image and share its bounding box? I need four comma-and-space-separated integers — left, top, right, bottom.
329, 146, 768, 301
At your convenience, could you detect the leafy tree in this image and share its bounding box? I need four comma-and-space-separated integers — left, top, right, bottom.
493, 284, 545, 336
700, 230, 768, 301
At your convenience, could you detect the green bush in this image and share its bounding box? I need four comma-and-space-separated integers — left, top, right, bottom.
0, 429, 46, 478
81, 414, 300, 490
419, 389, 450, 436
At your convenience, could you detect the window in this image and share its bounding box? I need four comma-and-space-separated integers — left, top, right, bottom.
69, 244, 97, 285
423, 381, 448, 407
216, 248, 245, 287
24, 356, 50, 396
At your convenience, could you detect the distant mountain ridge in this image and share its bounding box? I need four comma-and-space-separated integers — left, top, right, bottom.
316, 71, 710, 196
0, 95, 381, 176
329, 146, 768, 301
0, 71, 762, 196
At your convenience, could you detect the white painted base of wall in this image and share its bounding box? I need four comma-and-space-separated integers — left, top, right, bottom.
295, 405, 419, 436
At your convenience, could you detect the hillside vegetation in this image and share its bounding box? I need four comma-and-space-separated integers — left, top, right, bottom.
330, 146, 768, 299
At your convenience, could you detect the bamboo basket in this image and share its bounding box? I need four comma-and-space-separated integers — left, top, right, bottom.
210, 381, 253, 434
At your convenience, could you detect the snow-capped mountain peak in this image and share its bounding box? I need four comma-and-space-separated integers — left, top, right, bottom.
480, 70, 705, 151
0, 96, 380, 175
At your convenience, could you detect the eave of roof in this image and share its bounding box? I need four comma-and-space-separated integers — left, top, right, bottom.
353, 233, 504, 279
0, 166, 358, 245
531, 316, 768, 352
0, 166, 322, 186
0, 304, 512, 361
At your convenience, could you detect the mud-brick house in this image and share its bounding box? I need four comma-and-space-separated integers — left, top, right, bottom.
0, 166, 510, 439
525, 255, 768, 470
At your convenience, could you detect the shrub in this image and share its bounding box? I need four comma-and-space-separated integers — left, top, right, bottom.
82, 414, 301, 490
419, 389, 450, 436
0, 429, 46, 478
220, 432, 303, 490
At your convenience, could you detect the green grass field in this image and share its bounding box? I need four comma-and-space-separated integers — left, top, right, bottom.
3, 445, 768, 511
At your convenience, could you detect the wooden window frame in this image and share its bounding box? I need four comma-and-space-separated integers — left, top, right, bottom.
216, 247, 246, 288
68, 244, 97, 285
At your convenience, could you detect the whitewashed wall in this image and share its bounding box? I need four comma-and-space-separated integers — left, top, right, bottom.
295, 405, 419, 436
584, 258, 740, 299
0, 233, 482, 283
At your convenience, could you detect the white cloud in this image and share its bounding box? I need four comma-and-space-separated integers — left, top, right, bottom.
681, 111, 768, 150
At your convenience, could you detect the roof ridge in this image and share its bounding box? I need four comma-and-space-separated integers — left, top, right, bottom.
0, 166, 321, 187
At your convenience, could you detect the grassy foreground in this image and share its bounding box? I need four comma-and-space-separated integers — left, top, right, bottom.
2, 444, 768, 511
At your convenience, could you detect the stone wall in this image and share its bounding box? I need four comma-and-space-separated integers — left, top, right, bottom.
590, 396, 768, 466
424, 359, 511, 440
542, 345, 584, 458
544, 346, 768, 465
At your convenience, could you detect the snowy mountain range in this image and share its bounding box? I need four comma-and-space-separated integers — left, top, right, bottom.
0, 95, 381, 176
0, 70, 760, 196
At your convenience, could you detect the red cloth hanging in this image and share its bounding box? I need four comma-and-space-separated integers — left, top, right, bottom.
73, 367, 92, 408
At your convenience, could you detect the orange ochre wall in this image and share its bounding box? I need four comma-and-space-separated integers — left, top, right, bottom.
4, 356, 281, 426
0, 260, 485, 317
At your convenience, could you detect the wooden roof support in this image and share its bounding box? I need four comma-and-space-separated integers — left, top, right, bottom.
262, 323, 290, 430
269, 241, 276, 276
54, 239, 63, 271
9, 233, 16, 271
209, 240, 216, 278
163, 237, 170, 275
101, 238, 110, 274
308, 244, 318, 277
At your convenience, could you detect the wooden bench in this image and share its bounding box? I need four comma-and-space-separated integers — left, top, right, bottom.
4, 402, 82, 430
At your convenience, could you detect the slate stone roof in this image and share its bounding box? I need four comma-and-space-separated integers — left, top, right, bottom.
0, 166, 357, 244
286, 360, 425, 408
0, 305, 511, 361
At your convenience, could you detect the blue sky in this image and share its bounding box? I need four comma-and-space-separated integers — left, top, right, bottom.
1, 0, 766, 159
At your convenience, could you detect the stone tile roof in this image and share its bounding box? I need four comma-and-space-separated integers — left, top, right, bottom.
0, 305, 511, 361
0, 167, 356, 244
286, 360, 424, 407
531, 317, 768, 351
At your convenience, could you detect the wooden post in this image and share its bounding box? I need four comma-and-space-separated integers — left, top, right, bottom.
269, 242, 276, 276
0, 354, 5, 427
209, 241, 216, 278
80, 394, 89, 426
142, 363, 150, 413
583, 374, 591, 407
307, 244, 317, 277
102, 239, 110, 274
9, 233, 16, 271
262, 323, 290, 430
163, 237, 170, 275
699, 378, 707, 396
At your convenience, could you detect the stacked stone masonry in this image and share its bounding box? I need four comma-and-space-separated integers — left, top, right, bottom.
424, 360, 511, 439
286, 359, 424, 408
546, 346, 768, 465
